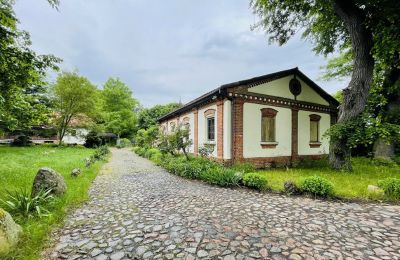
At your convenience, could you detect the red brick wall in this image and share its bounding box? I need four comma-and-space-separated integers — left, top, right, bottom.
232, 99, 244, 163
291, 108, 299, 160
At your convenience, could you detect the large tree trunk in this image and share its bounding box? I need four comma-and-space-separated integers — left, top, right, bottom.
329, 0, 375, 170
372, 65, 400, 159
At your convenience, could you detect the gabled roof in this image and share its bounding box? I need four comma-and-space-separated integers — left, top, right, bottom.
158, 67, 339, 122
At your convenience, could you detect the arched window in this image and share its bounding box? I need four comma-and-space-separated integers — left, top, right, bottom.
204, 109, 216, 141
261, 108, 278, 142
182, 117, 190, 131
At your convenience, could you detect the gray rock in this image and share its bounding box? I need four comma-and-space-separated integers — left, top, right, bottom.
71, 168, 81, 177
31, 167, 67, 197
0, 208, 23, 254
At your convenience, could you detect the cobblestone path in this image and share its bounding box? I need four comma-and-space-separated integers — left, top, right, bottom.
44, 148, 400, 260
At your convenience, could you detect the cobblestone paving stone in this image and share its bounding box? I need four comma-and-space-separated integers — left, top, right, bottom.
43, 148, 400, 259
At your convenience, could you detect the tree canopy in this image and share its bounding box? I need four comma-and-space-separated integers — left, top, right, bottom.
0, 0, 60, 134
100, 77, 138, 138
137, 103, 182, 130
251, 0, 400, 170
51, 71, 99, 144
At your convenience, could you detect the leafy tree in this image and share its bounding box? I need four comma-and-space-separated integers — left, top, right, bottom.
158, 123, 192, 160
135, 126, 159, 148
137, 103, 182, 130
322, 49, 400, 160
101, 77, 138, 138
251, 0, 400, 170
51, 72, 99, 145
0, 0, 60, 134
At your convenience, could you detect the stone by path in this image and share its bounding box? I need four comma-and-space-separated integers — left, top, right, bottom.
43, 148, 400, 260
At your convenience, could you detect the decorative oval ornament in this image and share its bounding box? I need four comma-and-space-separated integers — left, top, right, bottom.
289, 78, 302, 97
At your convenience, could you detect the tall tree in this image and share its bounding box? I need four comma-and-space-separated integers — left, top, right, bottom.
101, 77, 138, 138
322, 49, 400, 160
52, 72, 99, 144
251, 0, 400, 170
137, 103, 182, 130
0, 0, 60, 134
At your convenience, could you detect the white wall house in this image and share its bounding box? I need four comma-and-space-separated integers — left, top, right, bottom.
159, 68, 339, 168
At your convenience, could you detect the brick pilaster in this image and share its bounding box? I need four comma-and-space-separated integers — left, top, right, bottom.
193, 108, 198, 155
291, 107, 299, 160
217, 100, 224, 159
232, 99, 244, 163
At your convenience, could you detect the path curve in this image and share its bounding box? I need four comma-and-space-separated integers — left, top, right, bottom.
43, 148, 400, 260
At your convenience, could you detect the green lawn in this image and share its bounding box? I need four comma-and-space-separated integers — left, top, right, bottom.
0, 145, 105, 259
256, 157, 400, 201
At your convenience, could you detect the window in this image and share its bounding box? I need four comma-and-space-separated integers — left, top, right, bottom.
170, 122, 176, 131
261, 108, 278, 142
207, 117, 215, 141
309, 114, 321, 143
182, 117, 190, 131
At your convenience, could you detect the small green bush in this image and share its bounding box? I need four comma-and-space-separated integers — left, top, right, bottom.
301, 176, 334, 197
371, 157, 397, 167
1, 189, 54, 218
145, 148, 161, 159
231, 163, 255, 174
201, 167, 241, 187
283, 180, 302, 195
378, 178, 400, 200
117, 138, 132, 148
243, 173, 269, 190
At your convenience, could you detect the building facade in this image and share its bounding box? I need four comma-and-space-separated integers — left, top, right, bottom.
158, 68, 339, 168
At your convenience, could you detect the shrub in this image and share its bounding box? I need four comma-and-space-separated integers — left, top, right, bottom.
144, 148, 161, 159
378, 178, 400, 200
243, 173, 269, 190
0, 189, 53, 218
84, 131, 102, 148
231, 163, 255, 174
200, 167, 241, 187
371, 157, 397, 167
12, 135, 32, 147
283, 180, 302, 195
92, 146, 110, 161
198, 144, 215, 157
301, 176, 334, 198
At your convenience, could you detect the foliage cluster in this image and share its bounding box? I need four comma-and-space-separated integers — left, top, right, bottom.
300, 176, 334, 198
378, 178, 400, 200
242, 173, 269, 191
0, 189, 53, 218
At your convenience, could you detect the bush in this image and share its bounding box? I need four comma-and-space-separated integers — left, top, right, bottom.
243, 173, 269, 190
91, 146, 110, 162
84, 131, 103, 148
0, 189, 53, 218
200, 167, 241, 187
301, 176, 334, 198
378, 178, 400, 200
198, 145, 215, 157
283, 180, 302, 195
12, 135, 32, 147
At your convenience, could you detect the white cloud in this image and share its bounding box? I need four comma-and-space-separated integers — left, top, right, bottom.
14, 0, 347, 107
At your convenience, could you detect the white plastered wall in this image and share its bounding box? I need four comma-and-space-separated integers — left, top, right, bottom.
243, 103, 292, 158
198, 104, 218, 158
248, 75, 330, 106
298, 111, 330, 155
179, 113, 195, 153
223, 100, 232, 159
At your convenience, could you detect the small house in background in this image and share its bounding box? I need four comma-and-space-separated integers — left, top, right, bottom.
158, 68, 339, 168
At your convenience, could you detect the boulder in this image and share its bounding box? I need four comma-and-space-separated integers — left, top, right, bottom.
71, 168, 81, 177
31, 167, 67, 197
0, 208, 23, 255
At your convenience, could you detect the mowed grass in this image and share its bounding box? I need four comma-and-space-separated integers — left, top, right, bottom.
0, 145, 105, 260
256, 157, 400, 201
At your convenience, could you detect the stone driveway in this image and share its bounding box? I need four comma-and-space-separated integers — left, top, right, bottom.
43, 148, 400, 260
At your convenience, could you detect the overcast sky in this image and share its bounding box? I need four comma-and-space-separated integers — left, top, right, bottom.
15, 0, 346, 107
